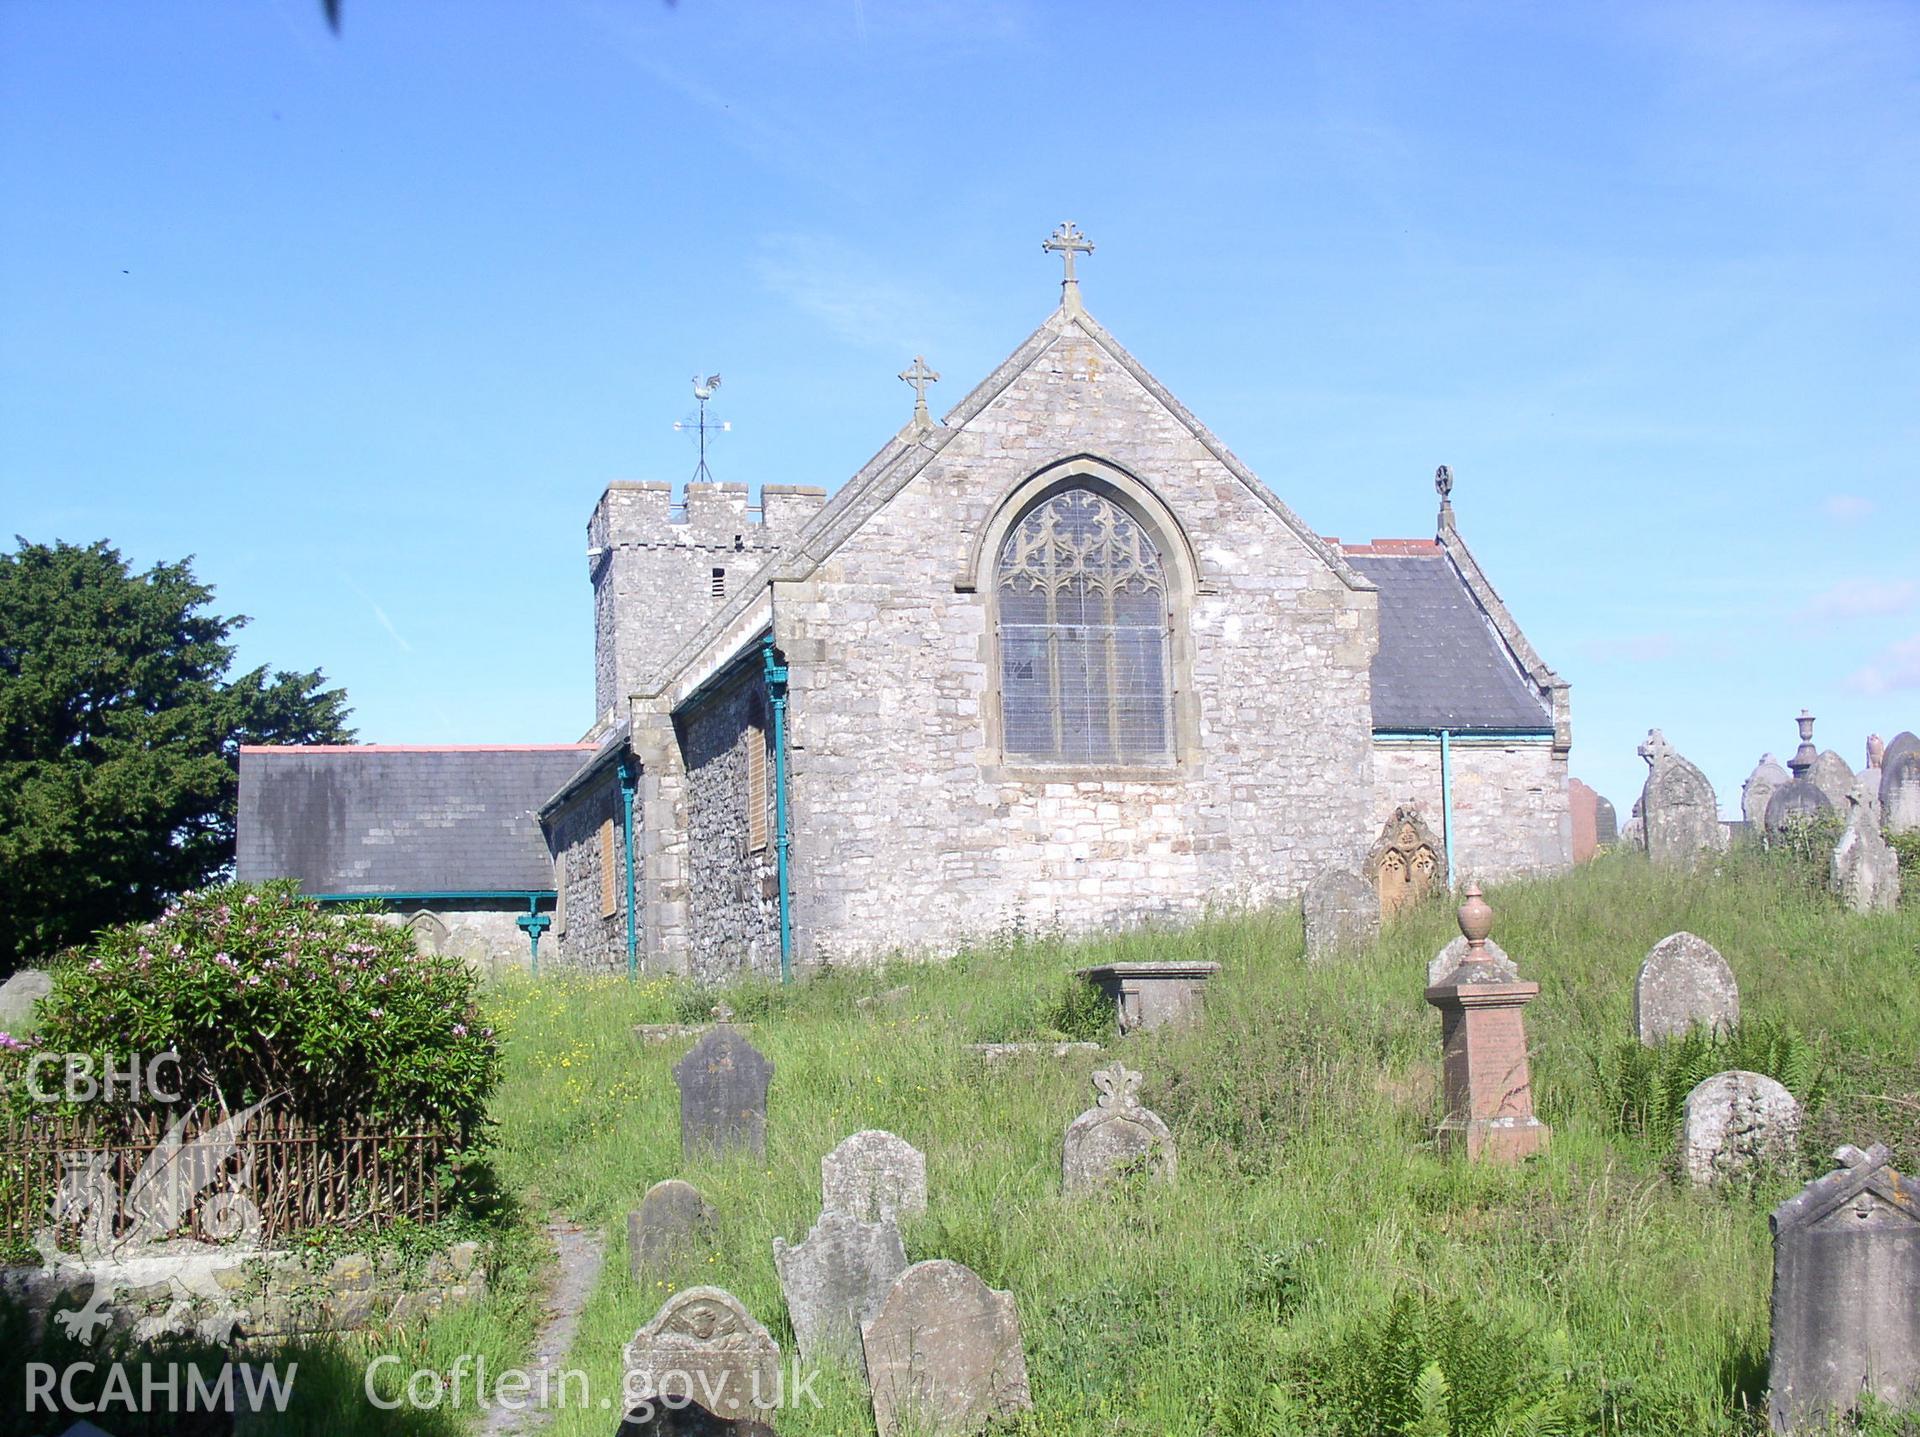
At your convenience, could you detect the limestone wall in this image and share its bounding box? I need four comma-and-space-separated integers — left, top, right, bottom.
1370, 739, 1571, 880
681, 663, 782, 982
373, 902, 534, 977
777, 324, 1378, 965
546, 765, 634, 973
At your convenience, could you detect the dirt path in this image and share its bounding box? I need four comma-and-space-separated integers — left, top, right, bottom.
479, 1220, 607, 1435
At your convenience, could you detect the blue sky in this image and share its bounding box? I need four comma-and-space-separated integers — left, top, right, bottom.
3, 0, 1915, 817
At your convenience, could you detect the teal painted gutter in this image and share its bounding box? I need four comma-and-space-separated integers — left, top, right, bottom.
1371, 729, 1552, 742
762, 634, 794, 984
618, 755, 640, 980
309, 890, 555, 903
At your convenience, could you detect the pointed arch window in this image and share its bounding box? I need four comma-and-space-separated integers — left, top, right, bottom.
995, 486, 1173, 765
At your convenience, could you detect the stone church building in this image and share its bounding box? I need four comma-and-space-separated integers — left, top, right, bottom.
239, 232, 1572, 979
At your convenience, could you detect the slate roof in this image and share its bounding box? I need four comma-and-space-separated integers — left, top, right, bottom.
235, 745, 595, 895
1340, 543, 1554, 733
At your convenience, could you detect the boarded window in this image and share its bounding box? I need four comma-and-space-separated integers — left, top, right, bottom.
996, 487, 1173, 765
711, 567, 726, 598
747, 709, 769, 853
599, 818, 618, 917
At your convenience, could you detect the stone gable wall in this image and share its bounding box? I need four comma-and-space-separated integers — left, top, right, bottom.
680, 663, 781, 981
546, 765, 633, 972
1370, 740, 1570, 879
776, 324, 1379, 964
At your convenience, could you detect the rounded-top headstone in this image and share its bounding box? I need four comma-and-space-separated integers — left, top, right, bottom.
1742, 754, 1791, 831
1633, 932, 1738, 1045
821, 1129, 927, 1223
1810, 750, 1857, 813
1764, 778, 1833, 831
1301, 866, 1380, 962
1881, 731, 1920, 835
627, 1178, 716, 1280
623, 1286, 780, 1420
1637, 729, 1723, 866
1680, 1070, 1801, 1187
860, 1259, 1032, 1437
1061, 1062, 1175, 1196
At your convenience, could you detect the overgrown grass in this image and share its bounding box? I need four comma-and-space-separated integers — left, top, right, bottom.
7, 850, 1919, 1434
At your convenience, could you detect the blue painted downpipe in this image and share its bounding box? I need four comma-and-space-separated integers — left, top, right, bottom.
1371, 728, 1555, 891
1440, 728, 1455, 889
618, 755, 640, 979
761, 634, 794, 984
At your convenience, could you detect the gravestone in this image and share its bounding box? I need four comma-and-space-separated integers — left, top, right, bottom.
1569, 778, 1600, 863
1769, 1143, 1920, 1432
1061, 1061, 1176, 1196
1831, 776, 1901, 914
628, 1179, 717, 1282
1301, 866, 1381, 961
1594, 793, 1619, 848
1881, 731, 1920, 835
772, 1209, 907, 1375
1428, 934, 1518, 987
674, 1026, 774, 1162
1619, 814, 1645, 851
1074, 961, 1219, 1034
1679, 1071, 1801, 1188
1637, 729, 1723, 867
1632, 932, 1739, 1045
1810, 750, 1857, 813
861, 1260, 1032, 1437
821, 1130, 927, 1224
623, 1287, 782, 1425
1742, 755, 1792, 832
1368, 805, 1445, 918
1765, 778, 1833, 831
0, 969, 52, 1029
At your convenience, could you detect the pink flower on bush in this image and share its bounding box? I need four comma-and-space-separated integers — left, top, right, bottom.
369, 1007, 385, 1020
452, 1024, 467, 1037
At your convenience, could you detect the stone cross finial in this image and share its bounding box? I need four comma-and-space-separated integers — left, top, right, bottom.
897, 355, 939, 426
1089, 1061, 1143, 1112
1435, 464, 1455, 530
1043, 221, 1095, 292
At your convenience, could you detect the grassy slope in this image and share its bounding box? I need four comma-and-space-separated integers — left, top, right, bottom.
459, 849, 1918, 1436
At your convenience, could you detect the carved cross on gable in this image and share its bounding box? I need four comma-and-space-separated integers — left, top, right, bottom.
1042, 221, 1095, 285
897, 355, 939, 424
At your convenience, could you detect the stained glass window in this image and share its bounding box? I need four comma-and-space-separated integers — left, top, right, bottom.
995, 487, 1173, 765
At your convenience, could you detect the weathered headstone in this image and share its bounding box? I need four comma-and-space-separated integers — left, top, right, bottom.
628, 1178, 717, 1281
1619, 813, 1645, 851
622, 1287, 782, 1425
1742, 755, 1792, 833
1637, 729, 1724, 866
1569, 778, 1600, 864
1632, 932, 1739, 1045
821, 1130, 927, 1224
772, 1209, 907, 1375
1765, 778, 1833, 831
0, 969, 52, 1029
1680, 1071, 1801, 1188
861, 1260, 1032, 1437
1368, 804, 1445, 918
1594, 793, 1619, 848
1061, 1061, 1175, 1196
1769, 1143, 1920, 1432
1831, 775, 1901, 914
1881, 731, 1920, 835
1301, 866, 1381, 961
674, 1025, 774, 1162
1810, 750, 1856, 812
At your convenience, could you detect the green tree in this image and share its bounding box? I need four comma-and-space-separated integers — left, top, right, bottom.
0, 538, 352, 968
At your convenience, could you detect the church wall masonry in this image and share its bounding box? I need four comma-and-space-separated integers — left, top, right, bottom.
680, 662, 782, 981
1371, 741, 1571, 878
776, 324, 1379, 963
546, 763, 633, 973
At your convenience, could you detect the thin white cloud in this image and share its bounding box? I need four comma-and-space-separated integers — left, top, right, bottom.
1822, 494, 1876, 522
1800, 578, 1918, 621
343, 577, 413, 654
1847, 633, 1920, 696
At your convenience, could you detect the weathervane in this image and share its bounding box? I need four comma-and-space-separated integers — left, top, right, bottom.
1042, 222, 1094, 305
673, 374, 730, 484
1435, 463, 1454, 530
898, 355, 940, 428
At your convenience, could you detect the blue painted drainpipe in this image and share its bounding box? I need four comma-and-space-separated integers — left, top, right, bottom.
618, 755, 640, 980
762, 634, 794, 984
1440, 729, 1455, 889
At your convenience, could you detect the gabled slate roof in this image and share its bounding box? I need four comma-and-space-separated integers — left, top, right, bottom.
235, 745, 595, 895
1340, 542, 1554, 733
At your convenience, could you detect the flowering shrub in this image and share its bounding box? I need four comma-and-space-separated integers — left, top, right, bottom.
24, 883, 499, 1132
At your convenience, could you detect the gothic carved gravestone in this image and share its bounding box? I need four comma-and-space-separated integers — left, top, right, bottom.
1742, 755, 1791, 833
861, 1260, 1032, 1437
1301, 866, 1380, 961
1061, 1061, 1175, 1196
674, 1026, 774, 1162
1368, 805, 1445, 919
772, 1209, 907, 1376
1638, 729, 1723, 867
1881, 731, 1920, 835
1632, 932, 1739, 1045
821, 1130, 927, 1224
1811, 750, 1858, 814
1679, 1071, 1801, 1188
628, 1178, 717, 1282
1831, 776, 1901, 914
1769, 1143, 1920, 1432
622, 1287, 782, 1425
